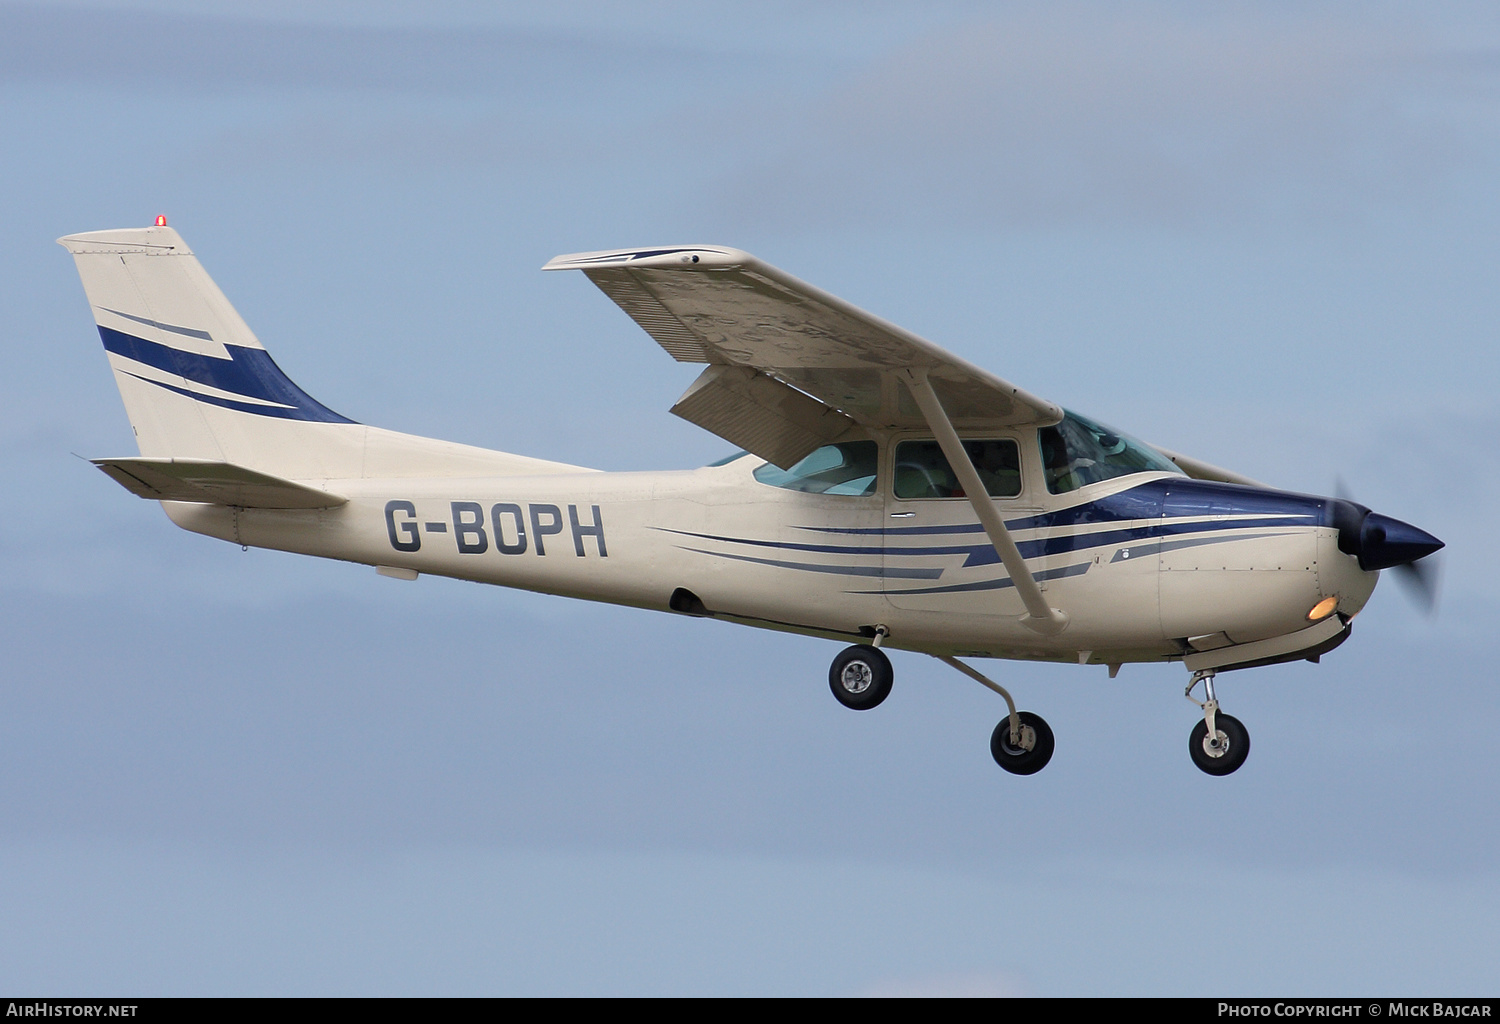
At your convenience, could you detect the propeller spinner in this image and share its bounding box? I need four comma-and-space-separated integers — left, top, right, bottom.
1331, 498, 1444, 613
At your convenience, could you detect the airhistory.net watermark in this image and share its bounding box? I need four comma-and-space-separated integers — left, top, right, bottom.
5, 1005, 137, 1017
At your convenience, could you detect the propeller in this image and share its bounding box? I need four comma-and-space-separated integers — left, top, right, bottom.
1333, 478, 1443, 615
1391, 555, 1441, 615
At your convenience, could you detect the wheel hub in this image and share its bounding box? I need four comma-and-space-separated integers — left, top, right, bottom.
998, 724, 1036, 756
840, 662, 873, 694
1201, 730, 1231, 759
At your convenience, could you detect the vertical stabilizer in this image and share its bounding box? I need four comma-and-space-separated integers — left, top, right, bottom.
59, 225, 590, 483
58, 226, 355, 473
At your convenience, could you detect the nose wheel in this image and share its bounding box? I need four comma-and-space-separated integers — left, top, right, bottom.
1185, 670, 1250, 776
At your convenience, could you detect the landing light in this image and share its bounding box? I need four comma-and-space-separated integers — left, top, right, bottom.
1308, 596, 1339, 621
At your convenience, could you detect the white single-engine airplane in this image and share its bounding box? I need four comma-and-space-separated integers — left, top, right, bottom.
60, 223, 1443, 776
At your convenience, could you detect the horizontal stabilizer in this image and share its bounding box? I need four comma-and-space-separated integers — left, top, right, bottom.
92, 458, 347, 509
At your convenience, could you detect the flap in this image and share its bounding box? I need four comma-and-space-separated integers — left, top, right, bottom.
670, 364, 857, 469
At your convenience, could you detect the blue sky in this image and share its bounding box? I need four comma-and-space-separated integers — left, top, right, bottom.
2, 0, 1497, 996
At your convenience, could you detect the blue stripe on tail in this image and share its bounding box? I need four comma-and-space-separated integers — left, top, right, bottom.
99, 326, 356, 424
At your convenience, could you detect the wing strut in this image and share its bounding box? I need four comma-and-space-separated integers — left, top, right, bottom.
900, 369, 1069, 635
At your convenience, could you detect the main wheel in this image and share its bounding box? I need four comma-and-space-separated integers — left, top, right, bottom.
828, 645, 893, 710
990, 711, 1054, 775
1189, 713, 1250, 776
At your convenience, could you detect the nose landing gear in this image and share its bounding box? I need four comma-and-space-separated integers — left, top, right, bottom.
1185, 669, 1250, 775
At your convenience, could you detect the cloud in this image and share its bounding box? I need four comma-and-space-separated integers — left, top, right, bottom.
0, 2, 706, 95
719, 6, 1500, 229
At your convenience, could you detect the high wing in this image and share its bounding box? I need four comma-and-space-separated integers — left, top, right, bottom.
543, 246, 1063, 469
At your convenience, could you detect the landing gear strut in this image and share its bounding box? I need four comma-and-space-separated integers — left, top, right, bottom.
1185, 669, 1250, 776
939, 655, 1054, 776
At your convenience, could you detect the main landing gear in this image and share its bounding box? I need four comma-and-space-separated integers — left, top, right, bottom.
824, 633, 1054, 776
828, 644, 893, 710
988, 710, 1055, 776
1185, 670, 1250, 776
940, 656, 1054, 776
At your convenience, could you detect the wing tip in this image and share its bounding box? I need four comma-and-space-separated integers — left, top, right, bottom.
542, 245, 750, 272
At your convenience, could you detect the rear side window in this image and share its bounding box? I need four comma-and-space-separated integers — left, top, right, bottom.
893, 439, 1021, 499
752, 441, 878, 496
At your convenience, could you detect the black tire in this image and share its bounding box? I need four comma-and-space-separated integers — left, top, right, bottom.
990, 711, 1055, 775
1189, 713, 1250, 776
828, 645, 893, 710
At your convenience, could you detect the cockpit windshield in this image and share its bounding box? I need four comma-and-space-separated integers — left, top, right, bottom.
1037, 411, 1182, 494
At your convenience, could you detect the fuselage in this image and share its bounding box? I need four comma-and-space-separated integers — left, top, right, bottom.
162, 446, 1378, 669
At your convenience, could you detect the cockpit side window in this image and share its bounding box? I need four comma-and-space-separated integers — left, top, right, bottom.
752, 441, 878, 496
893, 439, 1022, 499
1037, 411, 1182, 494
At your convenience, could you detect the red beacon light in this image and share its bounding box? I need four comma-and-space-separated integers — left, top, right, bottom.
154, 214, 167, 227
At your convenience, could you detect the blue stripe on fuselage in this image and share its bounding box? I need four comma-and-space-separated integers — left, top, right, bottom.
659, 514, 1313, 569
797, 478, 1329, 539
801, 481, 1168, 536
671, 478, 1331, 567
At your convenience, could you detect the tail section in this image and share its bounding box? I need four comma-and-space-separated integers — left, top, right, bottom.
60, 225, 586, 483
58, 225, 358, 473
